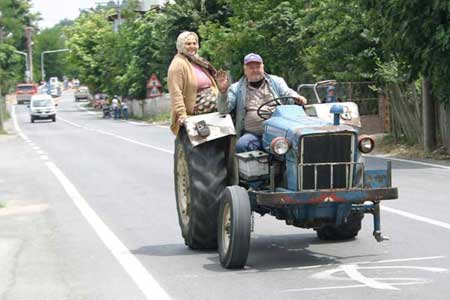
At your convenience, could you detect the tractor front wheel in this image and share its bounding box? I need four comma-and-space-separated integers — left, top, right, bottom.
218, 186, 251, 269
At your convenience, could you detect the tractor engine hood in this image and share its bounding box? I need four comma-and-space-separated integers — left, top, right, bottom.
262, 105, 358, 154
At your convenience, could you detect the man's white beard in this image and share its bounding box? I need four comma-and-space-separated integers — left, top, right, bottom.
248, 75, 264, 82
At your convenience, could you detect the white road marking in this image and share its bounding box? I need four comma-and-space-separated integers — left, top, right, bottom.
59, 117, 83, 128
368, 256, 445, 264
59, 116, 174, 154
282, 281, 429, 292
364, 154, 450, 170
128, 121, 145, 125
340, 264, 398, 290
45, 161, 172, 300
282, 256, 448, 293
40, 155, 49, 161
381, 206, 450, 230
11, 105, 173, 300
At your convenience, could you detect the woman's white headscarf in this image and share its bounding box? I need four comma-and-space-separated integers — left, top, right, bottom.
176, 31, 199, 56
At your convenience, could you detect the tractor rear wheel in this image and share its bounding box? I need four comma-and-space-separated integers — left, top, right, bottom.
316, 213, 363, 240
174, 128, 228, 249
218, 186, 251, 269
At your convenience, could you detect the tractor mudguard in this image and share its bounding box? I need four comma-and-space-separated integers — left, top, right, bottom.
184, 112, 236, 147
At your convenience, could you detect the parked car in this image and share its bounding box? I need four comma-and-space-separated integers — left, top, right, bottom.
16, 83, 38, 104
28, 94, 57, 123
74, 86, 91, 102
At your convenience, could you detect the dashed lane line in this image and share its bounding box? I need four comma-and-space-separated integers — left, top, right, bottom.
59, 116, 174, 154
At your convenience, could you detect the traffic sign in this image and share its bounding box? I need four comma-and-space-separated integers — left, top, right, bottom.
148, 86, 162, 98
147, 74, 162, 88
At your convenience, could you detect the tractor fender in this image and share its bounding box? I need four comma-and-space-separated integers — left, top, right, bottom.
184, 112, 236, 147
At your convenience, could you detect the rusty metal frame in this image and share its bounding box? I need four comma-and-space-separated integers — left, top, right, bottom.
251, 187, 398, 207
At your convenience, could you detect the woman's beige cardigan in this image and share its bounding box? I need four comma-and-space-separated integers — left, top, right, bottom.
167, 53, 218, 135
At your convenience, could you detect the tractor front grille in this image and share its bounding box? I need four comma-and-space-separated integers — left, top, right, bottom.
299, 133, 354, 190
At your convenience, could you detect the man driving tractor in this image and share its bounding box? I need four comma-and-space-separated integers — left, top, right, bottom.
217, 53, 307, 152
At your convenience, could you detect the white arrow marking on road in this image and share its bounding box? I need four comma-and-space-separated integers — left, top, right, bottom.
281, 256, 448, 293
341, 264, 399, 290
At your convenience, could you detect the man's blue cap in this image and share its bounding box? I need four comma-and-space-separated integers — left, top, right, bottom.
244, 53, 263, 65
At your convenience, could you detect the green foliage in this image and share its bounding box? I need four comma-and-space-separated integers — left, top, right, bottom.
0, 0, 39, 49
65, 11, 115, 92
33, 20, 74, 81
200, 0, 381, 87
0, 0, 37, 87
0, 44, 21, 93
360, 0, 450, 103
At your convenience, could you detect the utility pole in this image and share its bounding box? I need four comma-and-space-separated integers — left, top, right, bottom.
117, 0, 121, 26
25, 26, 34, 82
423, 77, 436, 153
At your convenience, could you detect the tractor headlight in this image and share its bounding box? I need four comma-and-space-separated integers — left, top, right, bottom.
270, 137, 290, 155
358, 135, 375, 153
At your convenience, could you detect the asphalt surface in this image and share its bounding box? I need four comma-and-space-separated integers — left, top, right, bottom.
1, 91, 449, 300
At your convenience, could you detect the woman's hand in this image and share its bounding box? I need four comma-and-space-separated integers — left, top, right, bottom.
177, 115, 187, 126
217, 69, 230, 93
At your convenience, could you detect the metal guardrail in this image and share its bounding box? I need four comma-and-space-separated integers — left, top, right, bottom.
298, 162, 364, 191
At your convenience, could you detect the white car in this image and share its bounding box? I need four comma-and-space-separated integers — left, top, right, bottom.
29, 95, 57, 123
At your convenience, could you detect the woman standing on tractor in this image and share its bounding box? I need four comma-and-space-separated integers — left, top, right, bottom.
169, 31, 231, 250
167, 31, 228, 135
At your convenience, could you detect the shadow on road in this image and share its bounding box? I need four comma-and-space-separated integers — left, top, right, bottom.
131, 233, 381, 273
131, 243, 215, 257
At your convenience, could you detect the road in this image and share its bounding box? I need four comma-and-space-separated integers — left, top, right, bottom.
1, 91, 449, 300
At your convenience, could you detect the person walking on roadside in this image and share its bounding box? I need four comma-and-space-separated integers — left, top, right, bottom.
112, 95, 119, 120
121, 99, 129, 120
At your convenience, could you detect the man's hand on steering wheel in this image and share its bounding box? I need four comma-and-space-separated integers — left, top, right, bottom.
295, 95, 307, 106
257, 96, 307, 120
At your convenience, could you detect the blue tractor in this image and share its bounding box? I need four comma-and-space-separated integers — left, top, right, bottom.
174, 80, 398, 269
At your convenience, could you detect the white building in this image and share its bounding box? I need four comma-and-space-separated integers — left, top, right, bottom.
138, 0, 172, 12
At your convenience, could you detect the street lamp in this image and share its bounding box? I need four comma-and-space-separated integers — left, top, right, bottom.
14, 50, 30, 83
40, 48, 69, 81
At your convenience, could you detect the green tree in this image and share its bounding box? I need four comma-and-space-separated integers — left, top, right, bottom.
0, 44, 21, 130
360, 0, 450, 151
33, 20, 74, 81
65, 11, 114, 92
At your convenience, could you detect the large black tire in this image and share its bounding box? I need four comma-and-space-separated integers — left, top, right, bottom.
316, 213, 364, 240
30, 116, 34, 123
174, 128, 228, 249
218, 186, 251, 269
52, 116, 56, 122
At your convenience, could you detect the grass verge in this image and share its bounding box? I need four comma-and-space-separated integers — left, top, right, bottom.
375, 134, 450, 161
131, 112, 171, 124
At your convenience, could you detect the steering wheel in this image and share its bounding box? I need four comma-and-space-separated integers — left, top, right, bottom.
256, 96, 300, 120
